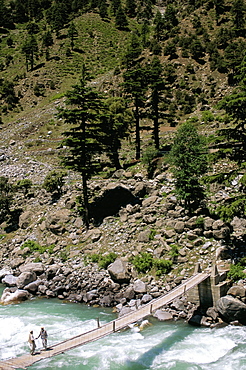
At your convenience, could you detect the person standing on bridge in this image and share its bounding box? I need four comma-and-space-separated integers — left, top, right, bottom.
28, 330, 36, 355
36, 327, 48, 350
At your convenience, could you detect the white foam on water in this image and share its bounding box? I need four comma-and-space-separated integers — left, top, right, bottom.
1, 295, 246, 370
153, 327, 236, 368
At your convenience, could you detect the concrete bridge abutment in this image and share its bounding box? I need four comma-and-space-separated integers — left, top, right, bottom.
187, 263, 230, 308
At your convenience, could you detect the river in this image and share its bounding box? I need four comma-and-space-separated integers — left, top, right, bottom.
0, 285, 245, 370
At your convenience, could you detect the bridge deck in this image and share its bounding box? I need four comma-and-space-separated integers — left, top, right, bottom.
0, 272, 209, 370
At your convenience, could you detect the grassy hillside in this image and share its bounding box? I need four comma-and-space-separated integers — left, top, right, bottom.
0, 0, 245, 164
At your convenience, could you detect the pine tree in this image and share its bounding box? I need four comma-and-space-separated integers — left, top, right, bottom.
231, 0, 245, 34
146, 57, 165, 150
102, 97, 133, 169
115, 5, 128, 29
42, 29, 53, 60
0, 176, 12, 223
125, 0, 136, 18
122, 33, 147, 160
67, 22, 78, 50
217, 58, 246, 166
123, 63, 148, 160
58, 65, 107, 228
99, 0, 108, 19
22, 35, 39, 71
169, 122, 207, 213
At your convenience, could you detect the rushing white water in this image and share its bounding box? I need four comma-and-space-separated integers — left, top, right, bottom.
0, 286, 246, 370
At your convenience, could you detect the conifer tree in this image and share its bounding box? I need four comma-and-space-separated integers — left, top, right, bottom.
58, 65, 106, 228
115, 5, 128, 29
231, 0, 245, 34
22, 35, 39, 71
122, 33, 147, 160
102, 97, 133, 169
123, 63, 147, 160
68, 22, 78, 50
169, 122, 207, 213
42, 29, 53, 60
217, 58, 246, 166
99, 0, 108, 19
147, 57, 165, 150
0, 176, 12, 223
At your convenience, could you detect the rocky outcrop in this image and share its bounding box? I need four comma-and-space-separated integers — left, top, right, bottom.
216, 286, 246, 325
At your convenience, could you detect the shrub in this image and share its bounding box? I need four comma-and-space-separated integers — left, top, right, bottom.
228, 264, 246, 283
43, 170, 67, 196
90, 252, 117, 269
142, 146, 159, 179
149, 228, 157, 241
59, 250, 68, 262
98, 252, 117, 269
153, 259, 172, 276
131, 252, 153, 273
196, 216, 204, 228
15, 179, 33, 194
21, 240, 54, 256
169, 244, 179, 260
201, 110, 214, 123
216, 196, 246, 222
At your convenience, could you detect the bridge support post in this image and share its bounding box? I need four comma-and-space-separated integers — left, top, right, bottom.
97, 317, 100, 328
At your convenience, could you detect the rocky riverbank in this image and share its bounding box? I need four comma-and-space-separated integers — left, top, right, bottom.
1, 256, 246, 328
0, 154, 246, 327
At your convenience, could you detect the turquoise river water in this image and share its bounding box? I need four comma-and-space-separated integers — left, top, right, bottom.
0, 285, 245, 370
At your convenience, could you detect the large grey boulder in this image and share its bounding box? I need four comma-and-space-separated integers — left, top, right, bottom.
19, 262, 44, 275
216, 295, 246, 325
227, 285, 246, 300
133, 279, 147, 294
45, 209, 71, 234
2, 274, 17, 286
16, 271, 37, 289
108, 258, 131, 284
154, 309, 173, 321
0, 288, 30, 304
0, 268, 13, 279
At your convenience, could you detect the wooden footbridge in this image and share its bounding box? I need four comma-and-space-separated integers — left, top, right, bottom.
0, 272, 209, 370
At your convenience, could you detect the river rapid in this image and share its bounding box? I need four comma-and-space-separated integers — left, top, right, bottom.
0, 285, 245, 370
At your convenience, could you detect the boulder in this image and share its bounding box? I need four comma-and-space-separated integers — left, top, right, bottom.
0, 288, 30, 304
227, 285, 246, 299
141, 294, 153, 304
19, 211, 33, 229
133, 279, 147, 294
10, 258, 25, 269
124, 286, 135, 300
0, 268, 13, 279
174, 221, 185, 233
138, 230, 151, 243
46, 209, 71, 234
24, 280, 41, 293
216, 295, 246, 325
16, 271, 37, 289
19, 262, 44, 275
108, 258, 131, 284
153, 309, 173, 321
2, 274, 17, 286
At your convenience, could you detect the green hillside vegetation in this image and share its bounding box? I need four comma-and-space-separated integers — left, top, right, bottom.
0, 0, 245, 225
